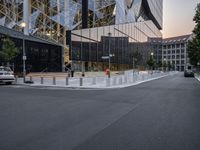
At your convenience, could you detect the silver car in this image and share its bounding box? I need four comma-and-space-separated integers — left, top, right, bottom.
0, 66, 15, 85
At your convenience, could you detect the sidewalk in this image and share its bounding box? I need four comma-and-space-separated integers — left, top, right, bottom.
27, 71, 122, 78
16, 71, 178, 89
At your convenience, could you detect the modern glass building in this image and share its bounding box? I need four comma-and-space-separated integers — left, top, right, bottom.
71, 0, 163, 71
0, 0, 163, 72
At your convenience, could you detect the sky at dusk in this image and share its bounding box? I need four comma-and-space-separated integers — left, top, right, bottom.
162, 0, 199, 38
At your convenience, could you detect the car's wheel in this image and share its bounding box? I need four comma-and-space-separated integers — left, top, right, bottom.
6, 82, 12, 85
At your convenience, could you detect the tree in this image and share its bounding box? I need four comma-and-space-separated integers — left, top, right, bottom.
132, 50, 142, 68
157, 61, 162, 70
162, 61, 167, 71
188, 3, 200, 66
0, 37, 19, 66
147, 56, 155, 70
167, 61, 172, 71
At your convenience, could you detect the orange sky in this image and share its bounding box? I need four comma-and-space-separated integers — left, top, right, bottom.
162, 0, 199, 38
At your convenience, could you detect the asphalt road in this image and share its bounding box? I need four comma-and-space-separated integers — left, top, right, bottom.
0, 73, 200, 150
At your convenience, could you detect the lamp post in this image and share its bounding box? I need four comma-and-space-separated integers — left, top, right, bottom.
108, 32, 112, 78
20, 22, 27, 83
197, 61, 200, 72
151, 52, 154, 71
163, 58, 166, 72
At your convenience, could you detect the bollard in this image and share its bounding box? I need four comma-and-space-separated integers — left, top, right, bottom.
15, 75, 18, 83
80, 78, 83, 86
41, 77, 44, 84
66, 77, 69, 85
119, 76, 122, 85
106, 78, 110, 87
30, 76, 32, 82
53, 76, 56, 85
142, 74, 145, 81
133, 74, 137, 83
124, 76, 127, 84
112, 77, 117, 86
92, 77, 96, 85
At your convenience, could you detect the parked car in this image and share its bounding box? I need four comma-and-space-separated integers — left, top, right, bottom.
0, 66, 15, 85
184, 69, 194, 77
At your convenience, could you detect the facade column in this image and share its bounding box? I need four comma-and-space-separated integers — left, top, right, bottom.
57, 0, 60, 37
65, 0, 71, 72
23, 0, 30, 35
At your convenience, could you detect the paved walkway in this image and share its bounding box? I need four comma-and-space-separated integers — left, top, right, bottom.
17, 71, 178, 89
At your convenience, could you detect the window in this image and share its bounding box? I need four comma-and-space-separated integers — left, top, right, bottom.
181, 43, 185, 48
176, 44, 180, 48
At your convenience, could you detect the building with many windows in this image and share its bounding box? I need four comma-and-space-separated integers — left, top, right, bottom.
0, 0, 163, 72
162, 35, 192, 71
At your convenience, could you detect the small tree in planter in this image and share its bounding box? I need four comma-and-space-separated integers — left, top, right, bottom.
162, 61, 167, 72
0, 37, 19, 71
147, 56, 155, 71
167, 62, 172, 71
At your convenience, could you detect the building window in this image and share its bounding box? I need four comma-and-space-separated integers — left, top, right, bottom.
176, 55, 180, 59
176, 50, 180, 53
181, 49, 185, 53
176, 44, 180, 48
181, 43, 185, 48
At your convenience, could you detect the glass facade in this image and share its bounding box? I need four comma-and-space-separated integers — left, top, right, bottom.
0, 0, 163, 72
0, 32, 62, 73
71, 20, 162, 71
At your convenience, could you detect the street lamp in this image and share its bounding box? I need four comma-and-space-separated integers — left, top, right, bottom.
108, 32, 112, 78
163, 58, 167, 72
197, 61, 200, 72
20, 22, 27, 83
150, 52, 154, 71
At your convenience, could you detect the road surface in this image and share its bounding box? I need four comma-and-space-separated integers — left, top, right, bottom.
0, 73, 200, 150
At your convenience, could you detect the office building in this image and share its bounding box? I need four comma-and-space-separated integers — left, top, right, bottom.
162, 34, 192, 71
0, 0, 163, 72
